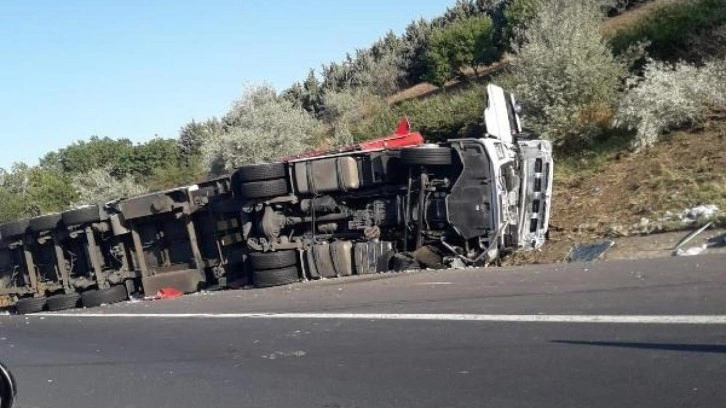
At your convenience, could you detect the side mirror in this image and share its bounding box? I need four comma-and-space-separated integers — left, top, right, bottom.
0, 362, 16, 408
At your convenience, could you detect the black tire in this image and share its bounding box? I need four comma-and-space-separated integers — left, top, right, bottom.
248, 250, 297, 270
81, 285, 128, 308
237, 178, 289, 199
253, 266, 300, 288
62, 205, 103, 226
400, 146, 452, 166
46, 292, 81, 311
28, 213, 63, 233
0, 219, 29, 240
234, 163, 286, 182
15, 296, 46, 315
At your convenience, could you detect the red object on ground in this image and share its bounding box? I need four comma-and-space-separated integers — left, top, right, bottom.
280, 117, 424, 161
156, 287, 183, 299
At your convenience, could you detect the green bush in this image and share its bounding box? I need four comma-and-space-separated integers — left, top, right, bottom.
615, 58, 726, 149
610, 0, 726, 63
508, 0, 626, 150
202, 84, 323, 175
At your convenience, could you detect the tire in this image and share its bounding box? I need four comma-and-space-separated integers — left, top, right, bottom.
81, 285, 128, 308
234, 163, 286, 182
62, 205, 103, 226
400, 146, 452, 166
253, 266, 300, 288
0, 219, 29, 240
47, 293, 81, 311
15, 296, 46, 315
237, 178, 289, 199
28, 213, 63, 233
248, 250, 297, 270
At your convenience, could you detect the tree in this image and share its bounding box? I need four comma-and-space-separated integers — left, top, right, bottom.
302, 70, 324, 115
49, 136, 135, 175
25, 167, 77, 215
114, 138, 180, 178
178, 118, 221, 163
398, 19, 436, 86
424, 15, 498, 86
503, 0, 539, 47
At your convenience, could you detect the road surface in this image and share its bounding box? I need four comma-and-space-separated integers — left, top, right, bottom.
1, 254, 725, 408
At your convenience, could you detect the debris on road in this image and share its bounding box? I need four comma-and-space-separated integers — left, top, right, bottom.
567, 240, 614, 262
672, 222, 714, 256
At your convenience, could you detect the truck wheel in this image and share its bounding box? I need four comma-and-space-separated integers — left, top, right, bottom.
400, 146, 452, 166
0, 219, 30, 239
249, 250, 297, 270
47, 293, 81, 311
62, 205, 103, 226
234, 163, 286, 182
253, 266, 300, 288
15, 296, 47, 315
28, 213, 63, 233
237, 179, 289, 199
81, 285, 128, 308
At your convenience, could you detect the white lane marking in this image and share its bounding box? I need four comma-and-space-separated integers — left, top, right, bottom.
29, 313, 726, 324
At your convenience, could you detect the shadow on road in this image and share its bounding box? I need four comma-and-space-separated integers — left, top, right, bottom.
552, 340, 726, 354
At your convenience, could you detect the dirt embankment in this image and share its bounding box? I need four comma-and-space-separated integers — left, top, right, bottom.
508, 123, 726, 265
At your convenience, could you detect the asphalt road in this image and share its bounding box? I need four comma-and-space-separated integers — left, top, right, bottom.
1, 254, 725, 408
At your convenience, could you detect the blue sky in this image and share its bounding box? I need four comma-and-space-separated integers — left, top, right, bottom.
0, 0, 452, 169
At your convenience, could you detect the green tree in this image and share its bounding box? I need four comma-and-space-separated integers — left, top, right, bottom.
178, 118, 221, 163
503, 0, 539, 47
424, 15, 498, 86
47, 136, 134, 175
114, 138, 180, 178
26, 167, 77, 214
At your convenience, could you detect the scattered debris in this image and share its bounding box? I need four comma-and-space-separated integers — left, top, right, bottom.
156, 288, 183, 299
448, 258, 467, 269
707, 232, 726, 248
673, 245, 708, 257
672, 222, 714, 256
681, 205, 719, 222
567, 240, 614, 262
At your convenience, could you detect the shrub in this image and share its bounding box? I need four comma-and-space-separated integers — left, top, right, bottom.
614, 58, 726, 149
610, 0, 726, 63
508, 0, 626, 149
72, 168, 147, 205
321, 89, 369, 146
202, 84, 324, 175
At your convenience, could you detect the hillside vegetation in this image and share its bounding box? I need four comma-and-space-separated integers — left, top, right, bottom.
1, 0, 724, 251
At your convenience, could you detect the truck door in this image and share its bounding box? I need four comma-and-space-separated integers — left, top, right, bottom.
483, 84, 522, 144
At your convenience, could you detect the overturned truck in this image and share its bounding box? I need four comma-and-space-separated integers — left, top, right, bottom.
0, 85, 553, 313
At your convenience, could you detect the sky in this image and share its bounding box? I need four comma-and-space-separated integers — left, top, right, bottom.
0, 0, 453, 169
